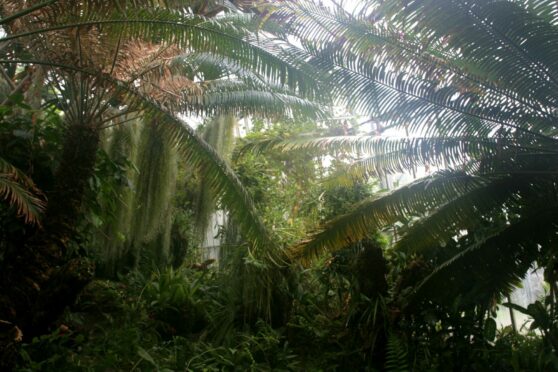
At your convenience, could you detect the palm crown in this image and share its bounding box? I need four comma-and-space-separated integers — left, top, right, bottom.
0, 0, 329, 252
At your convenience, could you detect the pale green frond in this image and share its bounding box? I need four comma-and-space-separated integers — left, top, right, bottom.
1, 56, 327, 121
175, 88, 329, 119
379, 0, 558, 126
290, 170, 485, 261
265, 0, 558, 141
242, 134, 558, 188
266, 0, 557, 125
172, 52, 290, 92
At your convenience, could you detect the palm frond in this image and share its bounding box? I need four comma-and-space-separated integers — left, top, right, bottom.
395, 176, 523, 257
1, 6, 324, 100
264, 1, 558, 284
264, 0, 558, 142
175, 88, 328, 119
410, 206, 558, 306
0, 157, 45, 225
242, 134, 555, 180
290, 170, 485, 261
380, 0, 558, 107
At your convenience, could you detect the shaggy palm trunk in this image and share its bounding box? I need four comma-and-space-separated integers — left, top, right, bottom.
0, 123, 98, 361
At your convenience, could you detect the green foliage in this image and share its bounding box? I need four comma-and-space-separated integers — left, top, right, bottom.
0, 0, 329, 277
11, 252, 552, 372
182, 321, 300, 371
0, 104, 64, 261
0, 103, 62, 224
500, 257, 558, 369
17, 279, 161, 371
142, 267, 211, 336
215, 245, 293, 330
234, 119, 350, 245
491, 328, 552, 371
320, 182, 376, 223
385, 333, 409, 372
14, 268, 303, 371
255, 0, 558, 318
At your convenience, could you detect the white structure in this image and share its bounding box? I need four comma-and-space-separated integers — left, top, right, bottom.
496, 268, 546, 331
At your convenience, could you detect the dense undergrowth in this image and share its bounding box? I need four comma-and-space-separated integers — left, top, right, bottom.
14, 259, 553, 371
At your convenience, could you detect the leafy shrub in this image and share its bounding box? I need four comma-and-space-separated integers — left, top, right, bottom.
142, 267, 213, 337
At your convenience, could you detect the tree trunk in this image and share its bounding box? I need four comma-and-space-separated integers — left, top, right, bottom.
0, 123, 99, 366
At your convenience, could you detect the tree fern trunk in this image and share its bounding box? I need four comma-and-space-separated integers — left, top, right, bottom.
44, 124, 99, 240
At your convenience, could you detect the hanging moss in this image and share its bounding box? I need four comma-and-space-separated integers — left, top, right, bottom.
95, 119, 141, 276
194, 114, 237, 242
127, 119, 178, 269
94, 117, 180, 275
94, 115, 239, 274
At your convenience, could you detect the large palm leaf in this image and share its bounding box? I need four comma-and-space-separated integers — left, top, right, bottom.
256, 0, 558, 303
